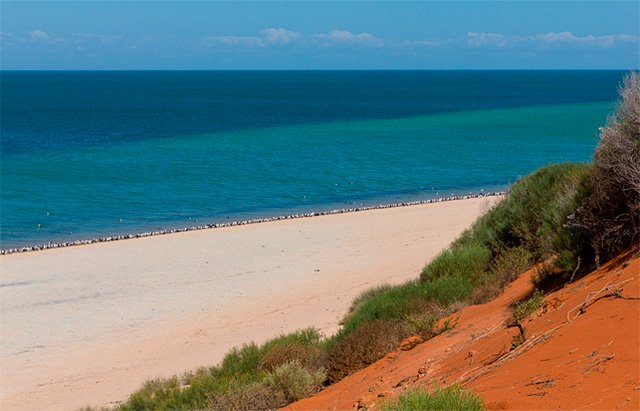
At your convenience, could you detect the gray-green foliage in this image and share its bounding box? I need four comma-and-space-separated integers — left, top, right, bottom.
576, 72, 640, 266
263, 361, 326, 403
116, 328, 325, 411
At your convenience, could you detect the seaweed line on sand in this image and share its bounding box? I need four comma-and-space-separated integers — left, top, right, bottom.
1, 191, 505, 255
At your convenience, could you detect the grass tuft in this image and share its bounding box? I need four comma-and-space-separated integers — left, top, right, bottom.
513, 290, 546, 322
380, 385, 485, 411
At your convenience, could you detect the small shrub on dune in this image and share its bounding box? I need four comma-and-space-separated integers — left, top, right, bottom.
325, 319, 411, 383
338, 282, 425, 339
403, 310, 440, 337
124, 377, 183, 411
472, 247, 533, 304
345, 284, 394, 318
259, 341, 324, 372
263, 361, 326, 403
207, 382, 285, 411
116, 328, 326, 411
421, 274, 474, 306
489, 247, 533, 285
577, 72, 640, 267
380, 385, 485, 411
219, 328, 323, 376
219, 343, 263, 377
421, 244, 491, 283
260, 328, 323, 351
468, 163, 589, 258
513, 289, 546, 322
338, 275, 473, 345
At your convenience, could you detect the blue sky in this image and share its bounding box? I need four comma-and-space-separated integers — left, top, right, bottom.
1, 1, 638, 70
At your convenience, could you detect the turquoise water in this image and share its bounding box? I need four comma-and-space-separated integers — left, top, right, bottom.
0, 71, 623, 248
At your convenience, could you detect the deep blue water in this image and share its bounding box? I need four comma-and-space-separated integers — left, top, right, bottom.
0, 70, 625, 248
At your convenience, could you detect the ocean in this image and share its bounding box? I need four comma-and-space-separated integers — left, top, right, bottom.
0, 70, 625, 248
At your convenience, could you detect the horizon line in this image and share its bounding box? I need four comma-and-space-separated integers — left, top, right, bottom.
1, 68, 636, 72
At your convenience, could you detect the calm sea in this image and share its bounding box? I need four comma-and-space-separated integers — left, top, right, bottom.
0, 70, 625, 248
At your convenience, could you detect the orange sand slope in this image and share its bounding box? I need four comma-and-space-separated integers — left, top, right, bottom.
288, 251, 640, 410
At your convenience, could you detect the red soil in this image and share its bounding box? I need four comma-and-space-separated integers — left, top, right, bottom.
287, 250, 640, 410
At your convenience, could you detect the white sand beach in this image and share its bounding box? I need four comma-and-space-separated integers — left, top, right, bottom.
0, 196, 499, 410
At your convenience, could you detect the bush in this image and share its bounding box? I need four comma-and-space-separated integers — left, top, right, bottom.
325, 319, 411, 383
421, 244, 491, 283
260, 328, 323, 354
219, 343, 263, 377
116, 328, 325, 411
489, 247, 533, 285
207, 382, 285, 411
260, 341, 323, 373
263, 361, 326, 403
577, 72, 640, 267
337, 282, 426, 339
380, 385, 484, 411
124, 377, 183, 411
421, 274, 474, 306
336, 274, 473, 346
472, 247, 533, 304
513, 290, 546, 322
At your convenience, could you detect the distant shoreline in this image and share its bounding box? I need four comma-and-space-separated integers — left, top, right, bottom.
0, 191, 505, 255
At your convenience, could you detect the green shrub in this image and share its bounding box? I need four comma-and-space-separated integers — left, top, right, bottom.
380, 385, 484, 411
123, 377, 183, 411
472, 247, 534, 303
489, 247, 533, 285
464, 163, 589, 258
421, 244, 491, 283
260, 341, 324, 372
263, 361, 326, 403
325, 319, 411, 383
117, 328, 325, 411
260, 328, 323, 353
338, 282, 425, 340
403, 310, 440, 337
421, 274, 474, 306
513, 290, 546, 322
338, 274, 473, 346
219, 327, 324, 375
219, 343, 263, 377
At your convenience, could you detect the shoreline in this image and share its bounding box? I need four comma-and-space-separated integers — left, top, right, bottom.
0, 190, 505, 255
1, 195, 501, 410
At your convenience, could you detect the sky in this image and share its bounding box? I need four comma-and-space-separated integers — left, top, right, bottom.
1, 1, 639, 70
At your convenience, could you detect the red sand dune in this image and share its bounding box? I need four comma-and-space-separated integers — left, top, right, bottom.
287, 250, 640, 410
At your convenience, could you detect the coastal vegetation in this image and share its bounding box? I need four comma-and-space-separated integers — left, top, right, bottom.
102, 72, 638, 411
513, 289, 546, 323
379, 385, 485, 411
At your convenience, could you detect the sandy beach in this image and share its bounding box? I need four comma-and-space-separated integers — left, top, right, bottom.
0, 196, 499, 410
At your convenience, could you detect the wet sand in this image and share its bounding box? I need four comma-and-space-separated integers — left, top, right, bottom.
0, 196, 499, 410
